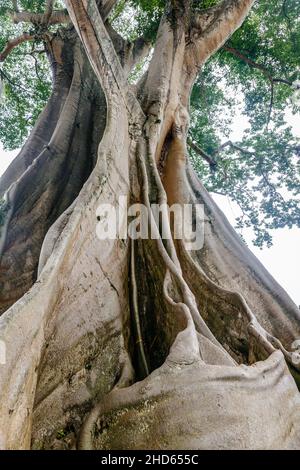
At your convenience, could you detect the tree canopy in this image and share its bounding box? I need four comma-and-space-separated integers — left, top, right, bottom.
0, 0, 300, 246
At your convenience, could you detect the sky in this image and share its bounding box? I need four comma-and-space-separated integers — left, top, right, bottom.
219, 107, 300, 306
213, 192, 300, 306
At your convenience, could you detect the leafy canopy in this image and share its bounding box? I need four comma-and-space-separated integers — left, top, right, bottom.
0, 0, 299, 246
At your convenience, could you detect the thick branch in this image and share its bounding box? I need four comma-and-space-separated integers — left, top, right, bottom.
0, 33, 34, 62
105, 22, 150, 74
11, 10, 71, 25
191, 0, 256, 64
64, 0, 143, 119
44, 0, 55, 23
126, 36, 151, 74
99, 0, 119, 19
11, 1, 118, 25
12, 10, 70, 24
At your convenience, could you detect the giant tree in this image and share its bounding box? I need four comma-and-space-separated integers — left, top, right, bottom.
0, 0, 300, 450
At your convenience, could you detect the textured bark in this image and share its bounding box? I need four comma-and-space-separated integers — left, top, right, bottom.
0, 0, 300, 450
0, 19, 148, 315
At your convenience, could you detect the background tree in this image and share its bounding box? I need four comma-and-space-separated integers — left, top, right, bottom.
0, 0, 300, 450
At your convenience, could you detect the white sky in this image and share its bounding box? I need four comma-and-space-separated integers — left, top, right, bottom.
0, 107, 299, 305
213, 192, 300, 306
216, 107, 300, 306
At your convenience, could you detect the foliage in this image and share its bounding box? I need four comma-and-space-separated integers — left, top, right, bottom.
189, 0, 300, 246
110, 0, 164, 41
0, 1, 53, 149
0, 0, 300, 246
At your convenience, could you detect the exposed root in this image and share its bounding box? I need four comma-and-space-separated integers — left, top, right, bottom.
130, 238, 149, 377
178, 229, 300, 375
77, 353, 134, 450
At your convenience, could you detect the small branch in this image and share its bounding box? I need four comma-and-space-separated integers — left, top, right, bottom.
188, 137, 256, 173
223, 45, 272, 79
12, 0, 19, 12
45, 0, 55, 14
191, 0, 256, 63
211, 141, 286, 204
282, 0, 292, 27
267, 80, 274, 127
222, 45, 295, 125
0, 68, 29, 94
273, 78, 294, 86
30, 47, 43, 83
222, 45, 293, 86
187, 137, 218, 171
0, 33, 35, 62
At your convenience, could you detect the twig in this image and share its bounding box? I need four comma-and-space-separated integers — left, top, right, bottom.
222, 45, 295, 126
0, 68, 29, 94
187, 137, 218, 171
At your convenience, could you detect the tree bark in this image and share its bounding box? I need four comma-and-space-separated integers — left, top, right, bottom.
0, 0, 300, 450
0, 31, 105, 314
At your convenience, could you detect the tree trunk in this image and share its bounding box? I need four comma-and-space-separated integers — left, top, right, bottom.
0, 0, 300, 450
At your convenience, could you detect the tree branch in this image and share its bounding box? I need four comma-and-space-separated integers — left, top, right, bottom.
0, 68, 29, 93
99, 0, 119, 19
44, 0, 55, 23
126, 36, 151, 74
222, 45, 293, 86
0, 33, 35, 62
213, 140, 254, 157
105, 22, 151, 75
11, 10, 71, 25
12, 0, 19, 13
45, 0, 55, 13
188, 137, 257, 172
64, 0, 143, 119
11, 1, 118, 25
187, 137, 218, 171
191, 0, 256, 64
267, 80, 275, 127
222, 44, 296, 126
